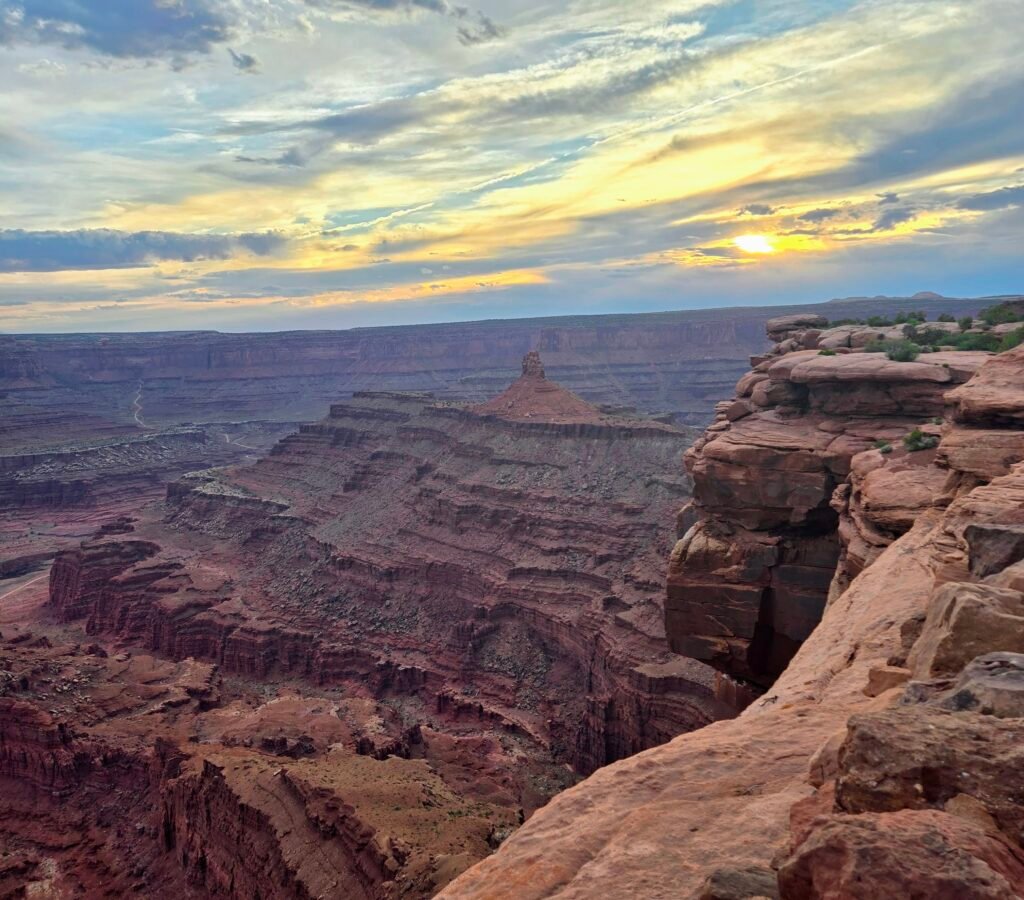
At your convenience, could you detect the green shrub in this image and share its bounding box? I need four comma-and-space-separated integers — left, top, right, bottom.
903, 428, 939, 452
979, 302, 1023, 326
958, 315, 973, 331
873, 439, 893, 454
818, 348, 837, 356
866, 338, 920, 361
866, 315, 893, 327
999, 326, 1024, 352
943, 332, 1001, 352
895, 310, 927, 324
937, 313, 956, 322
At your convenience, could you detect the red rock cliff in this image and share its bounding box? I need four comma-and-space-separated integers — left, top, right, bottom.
443, 339, 1024, 898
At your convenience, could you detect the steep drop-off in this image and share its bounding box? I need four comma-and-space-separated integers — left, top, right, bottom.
446, 329, 1024, 898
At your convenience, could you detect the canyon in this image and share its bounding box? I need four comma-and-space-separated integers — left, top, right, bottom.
1, 351, 739, 897
2, 292, 1022, 898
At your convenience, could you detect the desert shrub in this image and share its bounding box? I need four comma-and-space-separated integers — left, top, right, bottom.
958, 315, 974, 331
865, 338, 920, 361
937, 313, 956, 322
873, 439, 893, 454
826, 318, 865, 326
903, 428, 939, 452
979, 302, 1023, 326
999, 326, 1024, 352
909, 326, 947, 345
942, 332, 1001, 352
895, 310, 927, 324
818, 348, 837, 356
866, 315, 893, 327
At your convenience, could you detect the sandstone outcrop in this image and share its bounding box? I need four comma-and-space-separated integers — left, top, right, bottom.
444, 338, 1024, 899
666, 317, 989, 685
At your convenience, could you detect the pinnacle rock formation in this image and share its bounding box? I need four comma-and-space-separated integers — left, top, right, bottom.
471, 352, 604, 422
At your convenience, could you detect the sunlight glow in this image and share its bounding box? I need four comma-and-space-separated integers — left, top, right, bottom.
733, 234, 776, 254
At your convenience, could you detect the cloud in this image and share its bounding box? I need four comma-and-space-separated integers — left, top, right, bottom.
228, 48, 260, 73
871, 207, 916, 231
0, 0, 236, 61
877, 192, 900, 204
957, 185, 1024, 211
0, 229, 285, 273
739, 204, 775, 216
456, 11, 504, 46
799, 207, 843, 223
304, 0, 504, 44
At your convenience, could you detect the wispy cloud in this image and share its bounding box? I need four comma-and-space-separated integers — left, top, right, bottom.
0, 229, 285, 272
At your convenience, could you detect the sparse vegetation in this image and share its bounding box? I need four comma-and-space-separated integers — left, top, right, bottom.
958, 315, 974, 331
999, 326, 1024, 352
818, 348, 837, 356
903, 428, 939, 452
865, 338, 920, 362
873, 439, 893, 454
937, 313, 956, 322
979, 301, 1023, 326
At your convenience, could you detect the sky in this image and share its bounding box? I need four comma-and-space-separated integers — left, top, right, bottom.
0, 0, 1022, 333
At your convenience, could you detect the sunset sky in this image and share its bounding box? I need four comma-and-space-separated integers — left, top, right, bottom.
1, 0, 1021, 332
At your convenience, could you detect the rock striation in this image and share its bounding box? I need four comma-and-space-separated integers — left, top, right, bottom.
46, 359, 742, 775
666, 314, 990, 685
444, 342, 1024, 898
0, 354, 757, 898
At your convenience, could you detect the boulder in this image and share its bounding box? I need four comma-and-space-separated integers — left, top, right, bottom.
778, 810, 1024, 899
766, 314, 829, 338
965, 523, 1024, 578
937, 429, 1024, 480
933, 653, 1024, 718
909, 582, 1024, 678
835, 707, 1024, 847
948, 345, 1024, 426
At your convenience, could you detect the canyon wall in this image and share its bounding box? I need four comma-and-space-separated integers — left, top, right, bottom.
1, 357, 752, 897
1, 294, 988, 428
44, 360, 744, 775
445, 330, 1024, 898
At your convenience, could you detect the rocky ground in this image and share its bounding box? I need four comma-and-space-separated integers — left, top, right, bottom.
446, 317, 1024, 898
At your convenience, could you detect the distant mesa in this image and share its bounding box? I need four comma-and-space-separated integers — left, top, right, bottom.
470, 351, 607, 423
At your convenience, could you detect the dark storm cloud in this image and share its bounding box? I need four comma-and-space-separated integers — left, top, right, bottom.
228, 48, 260, 73
957, 185, 1024, 211
0, 0, 237, 60
0, 229, 285, 273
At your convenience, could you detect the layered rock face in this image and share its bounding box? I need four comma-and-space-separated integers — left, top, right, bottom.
0, 356, 752, 897
445, 343, 1024, 898
666, 313, 989, 685
47, 357, 740, 775
1, 295, 985, 430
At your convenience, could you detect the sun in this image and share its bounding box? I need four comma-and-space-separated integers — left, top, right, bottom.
733, 234, 776, 254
